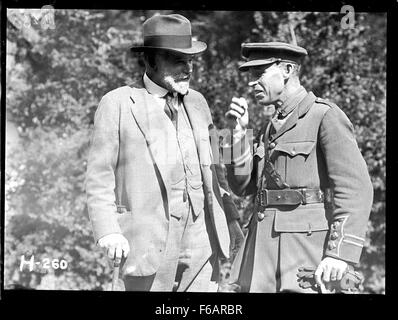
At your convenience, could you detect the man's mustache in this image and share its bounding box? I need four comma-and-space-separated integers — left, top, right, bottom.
175, 74, 191, 81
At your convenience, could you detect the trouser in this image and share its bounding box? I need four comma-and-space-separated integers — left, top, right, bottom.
123, 199, 217, 292
231, 209, 328, 293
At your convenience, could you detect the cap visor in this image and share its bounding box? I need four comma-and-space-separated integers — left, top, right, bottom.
130, 40, 207, 55
238, 59, 276, 72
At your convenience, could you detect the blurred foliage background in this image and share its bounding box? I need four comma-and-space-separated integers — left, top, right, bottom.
4, 10, 385, 293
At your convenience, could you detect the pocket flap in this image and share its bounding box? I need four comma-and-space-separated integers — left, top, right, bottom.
274, 141, 315, 157
274, 205, 329, 233
169, 201, 187, 219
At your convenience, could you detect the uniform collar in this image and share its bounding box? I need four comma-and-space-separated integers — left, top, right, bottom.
277, 85, 307, 118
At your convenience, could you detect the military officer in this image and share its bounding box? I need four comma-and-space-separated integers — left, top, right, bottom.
223, 42, 373, 293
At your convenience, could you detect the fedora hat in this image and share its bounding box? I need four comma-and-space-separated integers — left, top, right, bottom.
130, 14, 207, 55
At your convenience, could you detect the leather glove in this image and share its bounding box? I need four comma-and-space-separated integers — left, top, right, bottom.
297, 265, 363, 293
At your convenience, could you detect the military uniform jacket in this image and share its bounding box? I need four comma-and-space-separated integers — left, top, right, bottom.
85, 80, 234, 277
225, 90, 373, 264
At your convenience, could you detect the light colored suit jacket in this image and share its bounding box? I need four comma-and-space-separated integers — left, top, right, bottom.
85, 81, 230, 276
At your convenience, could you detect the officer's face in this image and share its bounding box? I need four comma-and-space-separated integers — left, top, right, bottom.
150, 51, 194, 95
248, 62, 285, 105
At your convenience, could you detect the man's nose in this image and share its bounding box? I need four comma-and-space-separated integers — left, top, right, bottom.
183, 61, 193, 74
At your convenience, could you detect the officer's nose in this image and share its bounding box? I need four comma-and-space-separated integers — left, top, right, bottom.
248, 80, 258, 87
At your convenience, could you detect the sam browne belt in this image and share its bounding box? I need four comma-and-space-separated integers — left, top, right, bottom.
256, 188, 328, 208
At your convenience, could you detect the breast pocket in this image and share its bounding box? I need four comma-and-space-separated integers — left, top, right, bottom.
273, 140, 316, 185
274, 141, 315, 157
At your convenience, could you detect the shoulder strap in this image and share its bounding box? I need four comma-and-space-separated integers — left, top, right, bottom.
259, 121, 290, 190
256, 122, 271, 190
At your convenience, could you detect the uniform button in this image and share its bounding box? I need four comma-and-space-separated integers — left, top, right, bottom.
331, 232, 339, 240
258, 212, 265, 221
269, 142, 276, 149
291, 149, 296, 156
328, 241, 336, 250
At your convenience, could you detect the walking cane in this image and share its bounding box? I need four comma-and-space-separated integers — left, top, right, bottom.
111, 257, 121, 291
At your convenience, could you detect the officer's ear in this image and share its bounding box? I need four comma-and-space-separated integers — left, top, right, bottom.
281, 63, 294, 80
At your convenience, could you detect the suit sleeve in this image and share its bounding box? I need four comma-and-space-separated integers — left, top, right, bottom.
85, 94, 122, 243
319, 104, 373, 264
214, 163, 241, 223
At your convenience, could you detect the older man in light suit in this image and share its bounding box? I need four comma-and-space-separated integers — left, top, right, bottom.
85, 14, 243, 292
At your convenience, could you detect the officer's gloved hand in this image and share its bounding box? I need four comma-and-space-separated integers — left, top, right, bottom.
298, 262, 363, 293
97, 233, 130, 261
297, 266, 317, 289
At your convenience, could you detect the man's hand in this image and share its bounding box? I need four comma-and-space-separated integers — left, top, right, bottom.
315, 257, 348, 293
228, 219, 245, 262
97, 233, 130, 261
225, 97, 249, 131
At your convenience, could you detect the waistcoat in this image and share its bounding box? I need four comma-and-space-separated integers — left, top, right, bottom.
168, 101, 205, 218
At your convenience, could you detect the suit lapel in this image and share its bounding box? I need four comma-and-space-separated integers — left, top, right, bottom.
182, 92, 211, 164
182, 91, 214, 203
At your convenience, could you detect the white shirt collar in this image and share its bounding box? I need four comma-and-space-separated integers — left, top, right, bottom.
143, 73, 169, 98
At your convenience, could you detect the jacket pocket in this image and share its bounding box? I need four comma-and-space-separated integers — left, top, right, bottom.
168, 189, 189, 219
274, 140, 316, 157
272, 140, 316, 184
274, 204, 329, 233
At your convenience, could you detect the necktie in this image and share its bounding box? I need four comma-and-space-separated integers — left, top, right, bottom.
164, 92, 177, 128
